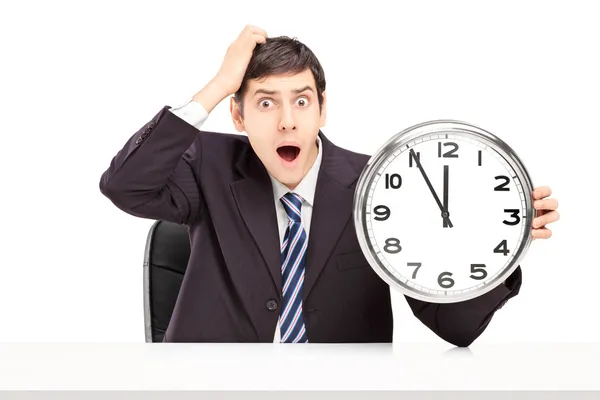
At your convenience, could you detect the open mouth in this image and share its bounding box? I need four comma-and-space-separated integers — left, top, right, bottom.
277, 145, 301, 163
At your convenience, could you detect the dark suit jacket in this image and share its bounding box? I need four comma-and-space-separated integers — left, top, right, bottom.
99, 105, 522, 346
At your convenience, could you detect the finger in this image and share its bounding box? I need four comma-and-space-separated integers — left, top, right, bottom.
533, 186, 552, 200
253, 33, 267, 44
532, 228, 552, 239
533, 210, 560, 228
534, 198, 559, 211
245, 25, 268, 38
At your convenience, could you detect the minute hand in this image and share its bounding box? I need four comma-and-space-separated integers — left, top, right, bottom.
409, 149, 453, 228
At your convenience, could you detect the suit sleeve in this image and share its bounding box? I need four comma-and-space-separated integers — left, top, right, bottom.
99, 105, 206, 225
404, 265, 523, 347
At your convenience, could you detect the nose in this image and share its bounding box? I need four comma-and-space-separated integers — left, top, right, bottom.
278, 105, 296, 132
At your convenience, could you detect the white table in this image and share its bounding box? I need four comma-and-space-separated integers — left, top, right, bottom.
1, 343, 599, 398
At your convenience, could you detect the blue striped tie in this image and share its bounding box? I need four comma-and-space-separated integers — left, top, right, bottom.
279, 192, 309, 343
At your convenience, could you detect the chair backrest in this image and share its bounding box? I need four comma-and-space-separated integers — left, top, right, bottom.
143, 220, 191, 342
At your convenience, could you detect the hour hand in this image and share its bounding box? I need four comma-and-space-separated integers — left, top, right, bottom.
409, 149, 453, 227
443, 165, 452, 228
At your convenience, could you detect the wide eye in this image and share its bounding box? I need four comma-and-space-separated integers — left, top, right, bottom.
259, 99, 273, 108
296, 97, 309, 107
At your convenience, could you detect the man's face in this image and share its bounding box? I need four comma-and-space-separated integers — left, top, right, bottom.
230, 68, 326, 190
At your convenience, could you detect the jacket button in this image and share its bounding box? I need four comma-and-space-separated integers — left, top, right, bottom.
135, 136, 144, 144
141, 122, 155, 136
266, 299, 278, 311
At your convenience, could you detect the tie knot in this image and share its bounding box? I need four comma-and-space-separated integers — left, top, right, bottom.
280, 192, 303, 222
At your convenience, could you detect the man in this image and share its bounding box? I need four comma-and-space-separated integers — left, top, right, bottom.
99, 25, 560, 346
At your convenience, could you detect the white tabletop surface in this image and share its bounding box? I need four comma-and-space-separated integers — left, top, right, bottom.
0, 343, 598, 391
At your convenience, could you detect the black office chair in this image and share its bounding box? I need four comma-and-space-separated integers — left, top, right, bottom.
143, 220, 191, 342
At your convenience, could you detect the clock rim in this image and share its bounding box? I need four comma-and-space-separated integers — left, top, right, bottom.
352, 120, 535, 304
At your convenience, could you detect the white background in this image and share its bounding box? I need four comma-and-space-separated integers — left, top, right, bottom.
0, 0, 597, 343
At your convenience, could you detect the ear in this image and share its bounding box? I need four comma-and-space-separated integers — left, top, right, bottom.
230, 97, 245, 132
319, 91, 327, 128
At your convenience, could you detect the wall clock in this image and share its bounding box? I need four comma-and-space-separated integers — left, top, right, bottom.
353, 120, 534, 303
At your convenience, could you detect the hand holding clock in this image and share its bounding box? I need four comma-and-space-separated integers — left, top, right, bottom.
531, 186, 560, 240
356, 121, 561, 304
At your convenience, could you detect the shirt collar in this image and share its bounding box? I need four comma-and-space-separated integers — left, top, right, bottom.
269, 135, 322, 207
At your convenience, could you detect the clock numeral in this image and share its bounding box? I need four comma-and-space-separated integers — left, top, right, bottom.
503, 209, 521, 225
383, 238, 402, 254
470, 264, 487, 280
478, 150, 482, 166
438, 142, 459, 158
407, 262, 422, 279
373, 205, 390, 221
438, 272, 455, 288
385, 173, 402, 189
494, 175, 511, 191
409, 151, 421, 168
494, 239, 510, 256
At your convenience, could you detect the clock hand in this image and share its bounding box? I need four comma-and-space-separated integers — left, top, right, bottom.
409, 149, 453, 227
442, 165, 452, 228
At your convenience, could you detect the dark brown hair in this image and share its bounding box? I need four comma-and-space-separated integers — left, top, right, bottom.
233, 36, 326, 117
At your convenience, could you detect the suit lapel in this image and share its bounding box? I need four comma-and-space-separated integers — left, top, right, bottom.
231, 149, 283, 295
303, 132, 359, 301
231, 131, 360, 301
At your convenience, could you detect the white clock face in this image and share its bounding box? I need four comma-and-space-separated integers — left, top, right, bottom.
362, 132, 530, 301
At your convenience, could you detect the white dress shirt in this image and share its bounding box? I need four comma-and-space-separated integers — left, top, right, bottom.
169, 100, 322, 343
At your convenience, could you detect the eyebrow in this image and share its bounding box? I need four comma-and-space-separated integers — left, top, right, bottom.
253, 85, 314, 97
